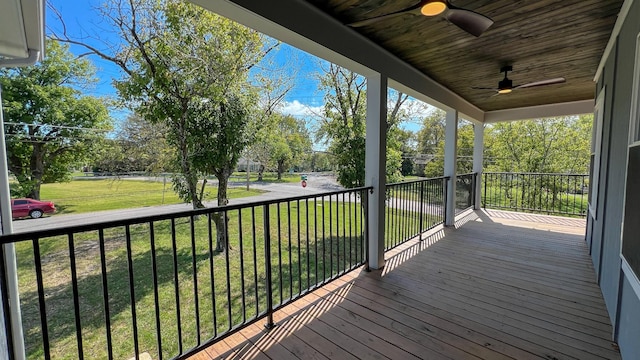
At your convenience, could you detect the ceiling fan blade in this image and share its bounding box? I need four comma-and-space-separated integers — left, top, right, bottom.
445, 7, 494, 37
514, 77, 566, 89
471, 86, 497, 90
348, 3, 422, 27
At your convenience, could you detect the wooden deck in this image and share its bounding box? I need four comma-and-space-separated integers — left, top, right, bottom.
189, 210, 620, 360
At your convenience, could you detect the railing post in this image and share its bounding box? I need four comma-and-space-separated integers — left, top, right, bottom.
263, 204, 275, 330
443, 177, 450, 225
363, 189, 371, 271
483, 173, 488, 209
472, 173, 477, 208
419, 181, 425, 240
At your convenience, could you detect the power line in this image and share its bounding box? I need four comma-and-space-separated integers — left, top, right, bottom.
3, 122, 109, 132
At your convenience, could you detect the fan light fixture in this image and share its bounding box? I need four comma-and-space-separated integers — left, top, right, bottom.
420, 0, 447, 16
497, 67, 513, 94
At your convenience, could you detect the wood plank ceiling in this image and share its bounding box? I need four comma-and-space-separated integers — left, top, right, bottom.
304, 0, 624, 112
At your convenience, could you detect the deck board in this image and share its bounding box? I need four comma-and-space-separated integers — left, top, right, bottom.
189, 210, 620, 360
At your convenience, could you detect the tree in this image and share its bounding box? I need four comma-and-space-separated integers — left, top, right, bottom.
248, 113, 311, 180
54, 0, 287, 251
0, 40, 110, 199
417, 112, 475, 178
401, 157, 414, 176
416, 109, 446, 156
92, 114, 174, 174
486, 116, 591, 173
485, 116, 592, 211
316, 64, 408, 188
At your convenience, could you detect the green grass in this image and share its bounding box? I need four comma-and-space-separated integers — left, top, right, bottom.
14, 178, 433, 359
230, 172, 301, 183
482, 183, 589, 216
39, 179, 265, 214
16, 198, 375, 360
15, 195, 429, 360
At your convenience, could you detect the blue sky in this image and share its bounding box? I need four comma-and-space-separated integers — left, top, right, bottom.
46, 0, 427, 138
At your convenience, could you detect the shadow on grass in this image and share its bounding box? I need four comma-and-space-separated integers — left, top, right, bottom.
18, 232, 366, 359
52, 204, 75, 215
19, 245, 212, 359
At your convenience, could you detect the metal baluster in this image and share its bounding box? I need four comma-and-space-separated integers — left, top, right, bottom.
98, 229, 113, 360
124, 225, 139, 360
251, 207, 259, 316
276, 203, 283, 304
190, 216, 200, 345
297, 199, 302, 296
263, 204, 275, 329
172, 219, 184, 351
238, 209, 246, 323
68, 233, 84, 359
148, 223, 163, 359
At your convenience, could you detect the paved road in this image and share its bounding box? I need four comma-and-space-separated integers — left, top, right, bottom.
12, 173, 344, 233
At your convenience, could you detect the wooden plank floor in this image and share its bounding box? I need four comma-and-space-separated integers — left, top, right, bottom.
189, 210, 620, 360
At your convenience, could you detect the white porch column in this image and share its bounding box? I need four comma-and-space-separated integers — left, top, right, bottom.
365, 73, 387, 270
473, 123, 484, 209
0, 86, 25, 360
443, 109, 458, 226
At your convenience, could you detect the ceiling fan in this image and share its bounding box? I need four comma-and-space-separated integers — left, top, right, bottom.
472, 66, 566, 95
347, 0, 494, 37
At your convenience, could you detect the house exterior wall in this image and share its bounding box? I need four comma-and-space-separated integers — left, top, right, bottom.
617, 276, 640, 360
593, 1, 640, 359
591, 46, 617, 279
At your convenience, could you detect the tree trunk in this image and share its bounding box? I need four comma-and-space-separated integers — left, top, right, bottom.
28, 143, 45, 200
257, 164, 264, 181
277, 160, 285, 180
213, 169, 231, 252
178, 120, 203, 209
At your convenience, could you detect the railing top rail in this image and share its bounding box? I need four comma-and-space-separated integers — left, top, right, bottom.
484, 172, 588, 176
386, 176, 448, 186
0, 186, 373, 244
456, 173, 476, 177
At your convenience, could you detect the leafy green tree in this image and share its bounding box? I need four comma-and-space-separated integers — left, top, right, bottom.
401, 157, 414, 176
250, 113, 312, 180
272, 114, 312, 177
484, 116, 592, 211
0, 40, 110, 199
316, 64, 407, 187
420, 116, 475, 178
55, 0, 286, 250
486, 116, 591, 173
308, 151, 334, 172
416, 109, 446, 155
93, 114, 174, 174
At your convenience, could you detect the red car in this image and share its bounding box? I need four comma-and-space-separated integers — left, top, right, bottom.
11, 199, 56, 219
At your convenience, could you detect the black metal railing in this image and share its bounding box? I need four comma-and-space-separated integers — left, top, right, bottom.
482, 172, 589, 217
0, 187, 371, 360
384, 177, 447, 250
455, 173, 476, 215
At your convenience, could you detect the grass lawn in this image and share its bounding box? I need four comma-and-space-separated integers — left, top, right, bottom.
230, 171, 301, 183
482, 184, 588, 216
39, 179, 265, 214
14, 188, 436, 360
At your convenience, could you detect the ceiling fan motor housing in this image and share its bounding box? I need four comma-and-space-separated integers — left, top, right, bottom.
499, 65, 513, 91
499, 78, 513, 91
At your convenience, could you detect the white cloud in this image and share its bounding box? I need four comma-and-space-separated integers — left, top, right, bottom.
278, 100, 323, 118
